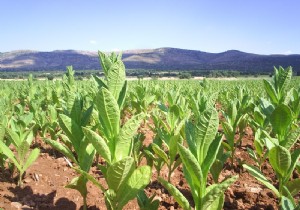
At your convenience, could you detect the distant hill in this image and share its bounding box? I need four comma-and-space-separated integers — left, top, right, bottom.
1, 47, 300, 73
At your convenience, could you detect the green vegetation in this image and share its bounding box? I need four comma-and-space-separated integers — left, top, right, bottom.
0, 51, 299, 209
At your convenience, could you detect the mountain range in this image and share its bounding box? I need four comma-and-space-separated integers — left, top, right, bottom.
1, 47, 300, 73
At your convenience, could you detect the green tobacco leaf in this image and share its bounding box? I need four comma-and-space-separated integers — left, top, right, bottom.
243, 164, 280, 197
270, 104, 292, 138
93, 75, 108, 90
285, 149, 300, 182
107, 157, 134, 192
18, 140, 30, 163
70, 96, 82, 126
94, 87, 120, 139
98, 51, 112, 76
0, 125, 5, 141
177, 143, 202, 188
269, 145, 291, 178
282, 127, 300, 150
158, 177, 191, 210
278, 66, 292, 94
117, 81, 127, 109
73, 167, 106, 192
82, 127, 111, 164
114, 113, 145, 161
78, 143, 95, 172
81, 105, 94, 127
6, 128, 21, 147
59, 114, 84, 153
197, 108, 219, 164
202, 134, 222, 178
22, 148, 40, 172
152, 143, 168, 163
0, 140, 21, 170
107, 60, 126, 101
263, 79, 278, 105
206, 193, 224, 210
286, 178, 300, 196
221, 121, 234, 147
203, 176, 238, 209
280, 196, 295, 210
44, 138, 78, 164
117, 166, 151, 209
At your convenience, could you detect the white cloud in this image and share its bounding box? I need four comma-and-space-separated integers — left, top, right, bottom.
89, 40, 97, 45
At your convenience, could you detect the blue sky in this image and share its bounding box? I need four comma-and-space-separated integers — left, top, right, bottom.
1, 0, 299, 54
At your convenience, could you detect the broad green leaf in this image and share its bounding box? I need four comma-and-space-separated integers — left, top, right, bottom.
281, 196, 295, 210
206, 194, 224, 210
196, 108, 219, 164
285, 149, 300, 182
277, 66, 292, 94
158, 177, 191, 210
221, 121, 234, 147
94, 87, 120, 139
22, 148, 40, 172
263, 79, 278, 104
6, 128, 21, 147
117, 166, 151, 209
185, 121, 197, 157
269, 145, 291, 178
70, 96, 82, 126
107, 60, 126, 101
117, 81, 127, 109
286, 178, 300, 196
0, 140, 21, 170
59, 114, 83, 153
270, 104, 292, 138
81, 104, 94, 127
282, 127, 300, 150
177, 143, 202, 187
93, 75, 108, 90
98, 51, 112, 75
203, 176, 238, 209
44, 138, 78, 164
114, 113, 144, 161
82, 127, 111, 164
78, 143, 95, 172
0, 125, 5, 140
73, 167, 106, 192
18, 141, 30, 164
151, 143, 168, 163
202, 134, 222, 178
243, 164, 280, 197
107, 157, 134, 192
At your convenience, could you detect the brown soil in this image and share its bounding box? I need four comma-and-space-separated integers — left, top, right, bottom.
0, 121, 281, 210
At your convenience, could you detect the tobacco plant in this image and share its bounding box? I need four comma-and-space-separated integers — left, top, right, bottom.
159, 108, 238, 210
0, 114, 40, 186
77, 51, 151, 209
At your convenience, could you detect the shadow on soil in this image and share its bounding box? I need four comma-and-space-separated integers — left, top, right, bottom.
7, 186, 100, 210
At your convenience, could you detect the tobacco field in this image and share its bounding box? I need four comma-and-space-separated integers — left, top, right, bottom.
0, 52, 300, 210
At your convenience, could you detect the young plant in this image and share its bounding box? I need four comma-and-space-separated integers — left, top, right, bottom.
45, 95, 95, 210
150, 103, 189, 182
244, 103, 300, 208
76, 51, 151, 209
0, 116, 40, 186
159, 108, 238, 210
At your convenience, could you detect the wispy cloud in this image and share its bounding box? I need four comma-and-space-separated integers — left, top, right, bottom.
89, 40, 97, 45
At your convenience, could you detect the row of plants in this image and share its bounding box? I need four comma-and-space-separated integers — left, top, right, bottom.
0, 51, 300, 209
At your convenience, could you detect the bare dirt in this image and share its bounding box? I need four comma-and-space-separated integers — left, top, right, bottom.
0, 118, 282, 210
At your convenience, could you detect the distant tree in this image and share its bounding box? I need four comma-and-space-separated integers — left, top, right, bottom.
178, 72, 192, 79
